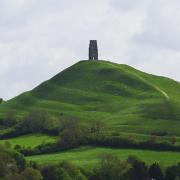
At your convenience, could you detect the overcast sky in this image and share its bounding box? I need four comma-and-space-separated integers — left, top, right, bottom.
1, 0, 180, 100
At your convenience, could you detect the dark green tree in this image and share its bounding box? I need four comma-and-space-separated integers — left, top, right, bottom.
165, 165, 180, 180
10, 151, 26, 171
58, 168, 72, 180
127, 156, 149, 180
5, 173, 25, 180
59, 161, 78, 178
20, 110, 53, 133
59, 119, 89, 148
74, 170, 87, 180
90, 121, 105, 136
21, 167, 43, 180
95, 153, 131, 180
149, 163, 164, 180
42, 165, 62, 180
3, 110, 16, 127
0, 152, 18, 177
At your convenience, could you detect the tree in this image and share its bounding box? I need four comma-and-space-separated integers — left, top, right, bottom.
171, 136, 177, 145
149, 134, 158, 143
10, 151, 26, 171
165, 165, 180, 180
58, 168, 72, 180
59, 161, 87, 180
42, 165, 62, 180
0, 98, 3, 104
175, 176, 180, 180
149, 163, 164, 180
5, 173, 25, 180
4, 141, 12, 149
21, 167, 43, 180
74, 170, 87, 180
90, 121, 105, 136
127, 156, 149, 180
95, 153, 131, 180
59, 119, 89, 148
19, 110, 53, 133
59, 161, 78, 178
3, 111, 16, 127
0, 152, 18, 177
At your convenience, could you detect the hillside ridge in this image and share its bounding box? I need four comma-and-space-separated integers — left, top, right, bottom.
0, 60, 180, 137
101, 61, 170, 100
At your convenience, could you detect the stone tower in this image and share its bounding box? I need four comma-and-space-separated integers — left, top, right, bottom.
89, 40, 98, 60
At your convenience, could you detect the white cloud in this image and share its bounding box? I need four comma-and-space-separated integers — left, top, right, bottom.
133, 0, 180, 50
109, 0, 148, 11
125, 0, 180, 82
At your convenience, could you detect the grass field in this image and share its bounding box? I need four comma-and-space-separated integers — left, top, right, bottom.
0, 134, 57, 148
26, 146, 180, 166
0, 60, 180, 141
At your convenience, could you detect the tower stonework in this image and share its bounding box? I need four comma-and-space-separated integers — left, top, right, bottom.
89, 40, 98, 60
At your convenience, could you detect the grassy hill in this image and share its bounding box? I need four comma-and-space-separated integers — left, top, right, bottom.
0, 60, 180, 137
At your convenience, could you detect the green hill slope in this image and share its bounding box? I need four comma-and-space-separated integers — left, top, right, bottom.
0, 60, 180, 136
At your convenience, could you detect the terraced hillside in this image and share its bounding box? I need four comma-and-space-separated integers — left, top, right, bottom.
0, 60, 180, 136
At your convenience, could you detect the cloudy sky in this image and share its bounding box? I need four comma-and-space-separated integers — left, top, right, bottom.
1, 0, 180, 100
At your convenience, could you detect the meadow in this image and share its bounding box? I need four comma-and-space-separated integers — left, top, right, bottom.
0, 134, 57, 148
26, 146, 180, 166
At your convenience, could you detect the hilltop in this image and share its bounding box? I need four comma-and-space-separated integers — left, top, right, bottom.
0, 60, 180, 137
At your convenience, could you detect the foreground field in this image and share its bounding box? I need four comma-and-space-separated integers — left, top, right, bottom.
26, 146, 180, 166
0, 134, 57, 148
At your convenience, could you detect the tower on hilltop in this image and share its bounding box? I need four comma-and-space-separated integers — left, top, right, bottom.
89, 40, 98, 60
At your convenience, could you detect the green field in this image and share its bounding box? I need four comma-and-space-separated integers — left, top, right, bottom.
0, 134, 57, 148
26, 146, 180, 166
0, 60, 180, 141
0, 60, 179, 168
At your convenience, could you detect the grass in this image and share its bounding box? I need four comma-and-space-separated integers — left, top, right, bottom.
0, 134, 57, 148
26, 146, 180, 166
0, 60, 180, 140
0, 60, 180, 166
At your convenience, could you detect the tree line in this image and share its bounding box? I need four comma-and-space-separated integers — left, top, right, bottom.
0, 143, 180, 180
